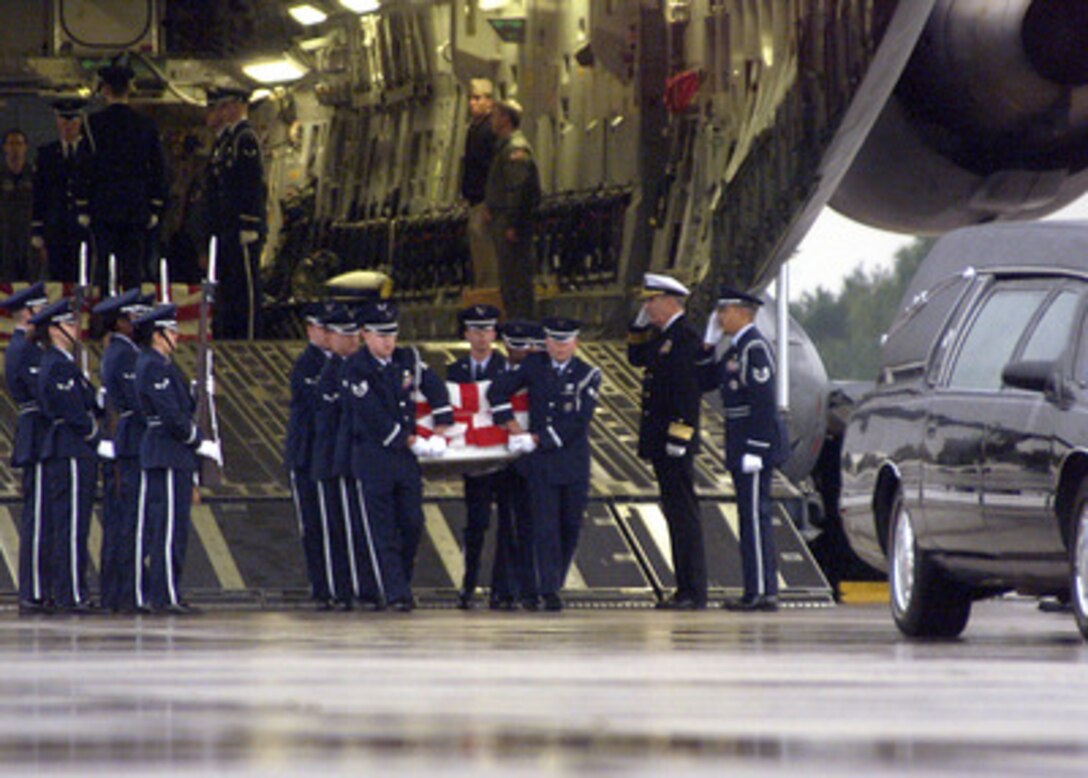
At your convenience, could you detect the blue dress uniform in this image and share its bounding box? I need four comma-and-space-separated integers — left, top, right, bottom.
207, 89, 266, 340
32, 299, 102, 611
447, 304, 514, 608
697, 288, 786, 610
93, 289, 153, 611
1, 283, 50, 611
133, 304, 203, 612
285, 306, 334, 606
628, 275, 707, 609
345, 302, 453, 610
31, 99, 92, 283
488, 318, 602, 610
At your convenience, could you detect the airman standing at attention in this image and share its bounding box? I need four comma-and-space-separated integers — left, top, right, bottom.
628, 273, 706, 610
698, 287, 786, 612
461, 78, 499, 289
488, 317, 601, 611
446, 304, 511, 609
1, 283, 51, 613
484, 99, 541, 319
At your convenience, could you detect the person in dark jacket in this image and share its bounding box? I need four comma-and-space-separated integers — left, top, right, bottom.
93, 288, 153, 612
628, 273, 706, 609
132, 304, 221, 614
462, 78, 499, 289
86, 61, 166, 290
0, 129, 36, 281
446, 304, 513, 609
1, 283, 50, 613
488, 317, 601, 611
697, 286, 786, 612
31, 99, 92, 283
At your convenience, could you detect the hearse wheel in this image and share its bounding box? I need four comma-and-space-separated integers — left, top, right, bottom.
1071, 482, 1088, 640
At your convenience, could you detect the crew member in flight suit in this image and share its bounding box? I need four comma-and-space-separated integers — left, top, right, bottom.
488, 317, 601, 611
32, 298, 108, 613
205, 86, 265, 340
1, 283, 50, 613
30, 98, 92, 283
132, 304, 221, 614
627, 273, 706, 609
697, 286, 786, 611
93, 288, 153, 612
446, 304, 514, 609
345, 301, 453, 611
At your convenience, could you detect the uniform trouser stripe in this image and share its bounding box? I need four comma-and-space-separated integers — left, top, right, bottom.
338, 478, 360, 596
69, 459, 80, 605
750, 471, 764, 597
32, 462, 42, 600
165, 469, 178, 605
289, 471, 304, 536
315, 482, 338, 600
136, 471, 147, 607
355, 480, 386, 604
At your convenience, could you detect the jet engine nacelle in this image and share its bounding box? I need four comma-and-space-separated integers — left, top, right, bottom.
831, 0, 1088, 233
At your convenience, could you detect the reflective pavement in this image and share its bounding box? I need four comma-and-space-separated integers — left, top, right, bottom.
0, 600, 1086, 776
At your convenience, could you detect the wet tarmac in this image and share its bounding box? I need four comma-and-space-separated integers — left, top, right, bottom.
0, 600, 1086, 776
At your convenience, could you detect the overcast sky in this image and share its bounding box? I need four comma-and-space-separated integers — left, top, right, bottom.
787, 195, 1088, 302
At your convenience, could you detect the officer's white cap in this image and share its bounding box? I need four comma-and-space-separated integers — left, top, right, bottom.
639, 273, 689, 299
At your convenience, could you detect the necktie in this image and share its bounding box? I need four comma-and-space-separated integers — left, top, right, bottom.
472, 362, 479, 381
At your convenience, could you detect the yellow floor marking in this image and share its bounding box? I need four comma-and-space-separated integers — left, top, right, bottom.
424, 503, 464, 586
0, 505, 19, 584
191, 504, 246, 590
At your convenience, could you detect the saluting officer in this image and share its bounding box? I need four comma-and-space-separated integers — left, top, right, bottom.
132, 304, 221, 614
1, 283, 50, 613
628, 273, 706, 609
93, 288, 153, 612
344, 301, 453, 611
697, 287, 786, 611
205, 86, 265, 340
488, 317, 601, 611
31, 98, 92, 283
86, 59, 166, 290
32, 298, 110, 613
447, 304, 512, 609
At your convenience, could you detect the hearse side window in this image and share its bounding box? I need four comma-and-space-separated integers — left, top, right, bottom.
1019, 289, 1081, 364
1075, 310, 1088, 385
946, 288, 1048, 391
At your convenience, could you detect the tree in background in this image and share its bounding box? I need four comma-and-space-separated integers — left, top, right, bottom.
792, 237, 935, 380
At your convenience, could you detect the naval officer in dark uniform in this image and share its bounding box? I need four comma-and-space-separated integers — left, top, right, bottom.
30, 98, 92, 283
344, 301, 453, 611
205, 86, 265, 340
1, 283, 50, 612
628, 273, 706, 609
446, 304, 513, 609
86, 60, 166, 290
488, 317, 601, 611
697, 286, 787, 611
93, 288, 153, 612
132, 304, 221, 613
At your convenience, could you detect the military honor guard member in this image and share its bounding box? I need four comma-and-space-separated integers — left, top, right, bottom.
133, 304, 221, 613
628, 273, 707, 609
30, 98, 92, 283
447, 304, 515, 609
93, 288, 154, 612
205, 86, 266, 340
488, 317, 601, 611
87, 59, 166, 290
344, 301, 453, 611
697, 287, 787, 611
32, 298, 110, 613
1, 283, 51, 613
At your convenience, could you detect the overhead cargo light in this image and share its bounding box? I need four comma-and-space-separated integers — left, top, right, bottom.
339, 0, 380, 12
478, 0, 511, 9
288, 3, 328, 25
242, 57, 309, 84
488, 17, 526, 43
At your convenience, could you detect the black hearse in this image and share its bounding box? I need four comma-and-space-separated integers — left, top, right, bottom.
841, 221, 1088, 640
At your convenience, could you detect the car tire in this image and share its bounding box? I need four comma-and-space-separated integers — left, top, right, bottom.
887, 488, 971, 638
1070, 482, 1088, 641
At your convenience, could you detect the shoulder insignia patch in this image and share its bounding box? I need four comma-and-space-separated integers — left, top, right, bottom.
154, 378, 170, 391
351, 380, 368, 398
659, 339, 672, 355
752, 366, 771, 384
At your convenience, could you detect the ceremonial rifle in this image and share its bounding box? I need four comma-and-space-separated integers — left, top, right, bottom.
195, 238, 223, 485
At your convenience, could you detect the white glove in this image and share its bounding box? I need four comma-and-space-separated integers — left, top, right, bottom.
410, 437, 430, 457
196, 439, 223, 466
666, 443, 686, 458
30, 235, 44, 250
146, 214, 159, 230
77, 214, 91, 228
426, 435, 448, 457
633, 304, 650, 328
95, 386, 107, 411
703, 314, 724, 347
508, 432, 536, 454
240, 230, 259, 245
741, 453, 763, 474
96, 440, 116, 460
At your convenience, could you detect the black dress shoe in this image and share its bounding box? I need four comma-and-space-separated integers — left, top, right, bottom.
542, 593, 563, 612
160, 602, 200, 615
656, 595, 703, 610
722, 595, 778, 612
315, 599, 336, 612
456, 590, 474, 610
18, 599, 49, 615
489, 598, 517, 611
59, 602, 102, 615
520, 597, 539, 612
389, 599, 414, 613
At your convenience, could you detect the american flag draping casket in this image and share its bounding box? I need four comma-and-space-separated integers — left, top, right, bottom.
414, 381, 529, 464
